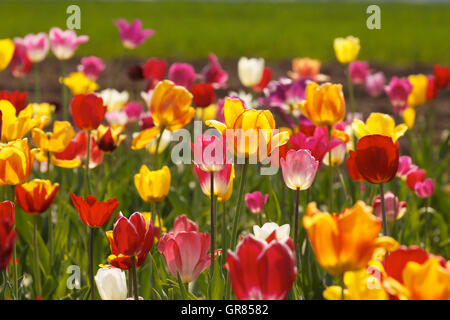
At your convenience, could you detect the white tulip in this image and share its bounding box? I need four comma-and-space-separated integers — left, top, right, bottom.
238, 57, 264, 87
323, 143, 347, 167
99, 89, 129, 111
253, 222, 290, 242
95, 267, 127, 300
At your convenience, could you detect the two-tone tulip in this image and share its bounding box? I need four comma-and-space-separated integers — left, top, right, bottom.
32, 121, 75, 161
16, 179, 59, 215
0, 139, 38, 186
94, 124, 126, 153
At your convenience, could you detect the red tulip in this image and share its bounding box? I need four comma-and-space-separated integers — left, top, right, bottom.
433, 64, 450, 89
346, 150, 365, 182
70, 193, 119, 228
112, 212, 154, 257
426, 76, 438, 100
406, 168, 426, 190
142, 58, 168, 89
0, 201, 17, 271
226, 235, 296, 300
74, 131, 104, 168
0, 90, 27, 113
158, 230, 210, 283
16, 180, 59, 215
355, 134, 399, 184
70, 93, 106, 131
384, 246, 430, 284
190, 82, 216, 108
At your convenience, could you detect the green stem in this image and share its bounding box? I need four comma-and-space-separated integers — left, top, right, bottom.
127, 269, 133, 298
338, 167, 351, 205
210, 172, 215, 278
294, 188, 300, 254
89, 228, 95, 300
131, 256, 138, 300
379, 183, 388, 236
61, 60, 68, 121
328, 126, 333, 212
85, 131, 92, 196
47, 152, 54, 264
230, 163, 249, 249
33, 215, 41, 298
339, 273, 345, 300
424, 197, 431, 249
346, 66, 355, 116
153, 127, 165, 169
34, 63, 41, 103
152, 202, 162, 234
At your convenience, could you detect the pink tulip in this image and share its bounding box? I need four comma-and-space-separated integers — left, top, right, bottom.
396, 155, 418, 179
168, 63, 197, 88
77, 56, 105, 80
372, 191, 407, 221
385, 77, 413, 113
158, 231, 210, 283
49, 27, 89, 60
114, 18, 155, 49
9, 40, 33, 78
414, 178, 435, 198
193, 162, 233, 198
365, 72, 386, 97
191, 135, 227, 172
202, 53, 228, 89
172, 214, 199, 234
124, 102, 144, 123
105, 110, 128, 126
349, 61, 369, 84
280, 149, 318, 190
245, 191, 269, 215
17, 33, 50, 63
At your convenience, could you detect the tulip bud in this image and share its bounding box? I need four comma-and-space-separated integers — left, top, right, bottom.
95, 267, 127, 300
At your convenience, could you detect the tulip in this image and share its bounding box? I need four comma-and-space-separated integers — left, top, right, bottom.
70, 93, 106, 131
407, 74, 428, 108
15, 179, 59, 215
365, 72, 385, 97
300, 82, 346, 127
146, 130, 172, 155
372, 191, 407, 221
426, 75, 438, 100
245, 191, 268, 215
238, 57, 264, 87
132, 80, 196, 150
414, 178, 435, 198
226, 235, 296, 300
433, 64, 450, 89
202, 53, 228, 89
168, 63, 197, 88
0, 138, 38, 186
402, 107, 416, 129
73, 130, 104, 169
51, 139, 81, 169
253, 222, 290, 242
0, 90, 27, 113
128, 65, 144, 81
158, 230, 211, 283
32, 121, 75, 161
333, 36, 360, 64
99, 89, 129, 112
191, 135, 227, 172
384, 246, 431, 285
172, 214, 199, 234
406, 168, 426, 190
95, 267, 127, 300
16, 33, 49, 63
289, 57, 321, 80
29, 102, 55, 129
190, 82, 216, 108
0, 38, 14, 71
61, 72, 99, 96
77, 56, 105, 81
348, 61, 369, 84
142, 58, 168, 88
134, 165, 171, 203
94, 124, 126, 153
322, 142, 347, 167
194, 162, 232, 199
124, 102, 143, 123
9, 40, 33, 78
49, 27, 89, 60
114, 18, 154, 49
352, 113, 407, 143
0, 100, 37, 142
385, 77, 413, 114
346, 150, 364, 182
396, 155, 417, 179
0, 201, 16, 271
70, 193, 119, 228
280, 149, 319, 191
303, 201, 398, 275
252, 67, 272, 92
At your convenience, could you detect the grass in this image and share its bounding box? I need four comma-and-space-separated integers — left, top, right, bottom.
0, 0, 449, 64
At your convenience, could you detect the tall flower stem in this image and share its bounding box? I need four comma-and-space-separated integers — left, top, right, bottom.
85, 131, 92, 196
47, 152, 54, 264
424, 197, 431, 249
339, 273, 345, 300
10, 186, 18, 299
230, 163, 249, 249
127, 269, 133, 297
89, 228, 95, 300
151, 202, 162, 235
210, 172, 215, 277
327, 126, 333, 212
294, 188, 300, 254
346, 66, 356, 117
33, 215, 41, 297
61, 60, 68, 121
221, 201, 227, 265
379, 183, 388, 236
34, 63, 41, 103
131, 255, 139, 300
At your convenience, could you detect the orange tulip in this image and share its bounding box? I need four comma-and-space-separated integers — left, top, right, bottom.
303, 201, 398, 275
15, 179, 59, 215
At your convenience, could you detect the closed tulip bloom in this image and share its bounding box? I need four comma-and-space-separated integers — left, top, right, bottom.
245, 191, 268, 214
77, 56, 105, 81
70, 193, 119, 228
396, 155, 417, 179
142, 58, 168, 88
281, 149, 319, 190
190, 82, 216, 107
95, 267, 127, 300
365, 72, 385, 97
0, 38, 15, 71
134, 165, 171, 203
334, 36, 360, 64
355, 134, 400, 184
349, 61, 369, 84
191, 134, 227, 172
346, 150, 364, 182
94, 124, 126, 153
322, 142, 347, 167
158, 230, 211, 283
0, 100, 37, 142
61, 72, 99, 96
168, 63, 197, 88
32, 121, 75, 160
15, 179, 59, 215
407, 74, 428, 108
352, 113, 407, 142
253, 222, 290, 242
414, 178, 435, 198
238, 57, 265, 87
194, 162, 233, 198
433, 64, 450, 89
303, 201, 398, 275
49, 27, 89, 60
226, 235, 297, 300
0, 139, 38, 186
406, 168, 426, 190
112, 212, 154, 257
385, 77, 413, 114
114, 18, 154, 50
300, 82, 346, 127
71, 93, 106, 131
206, 97, 289, 159
0, 201, 17, 271
372, 191, 407, 221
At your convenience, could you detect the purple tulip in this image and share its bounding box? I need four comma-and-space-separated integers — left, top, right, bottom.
114, 18, 154, 49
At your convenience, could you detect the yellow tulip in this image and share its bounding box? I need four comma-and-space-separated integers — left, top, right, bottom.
407, 74, 428, 108
0, 39, 14, 71
299, 82, 346, 127
303, 201, 398, 275
352, 112, 408, 142
60, 72, 99, 95
0, 138, 38, 186
196, 103, 217, 123
32, 121, 75, 161
134, 165, 171, 202
132, 80, 196, 150
206, 97, 289, 160
0, 100, 37, 142
402, 107, 416, 129
333, 36, 360, 64
28, 103, 56, 129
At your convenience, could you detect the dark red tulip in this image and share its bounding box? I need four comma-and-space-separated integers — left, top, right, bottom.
0, 90, 27, 113
346, 150, 365, 182
70, 93, 106, 131
127, 65, 144, 81
0, 201, 17, 271
433, 64, 450, 89
71, 193, 119, 228
226, 235, 296, 300
355, 134, 399, 184
190, 82, 216, 108
253, 67, 272, 92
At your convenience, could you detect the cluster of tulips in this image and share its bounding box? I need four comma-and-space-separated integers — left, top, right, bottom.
0, 19, 449, 301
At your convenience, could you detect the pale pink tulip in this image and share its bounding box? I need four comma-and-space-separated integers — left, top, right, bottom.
372, 191, 407, 221
396, 155, 418, 179
280, 149, 319, 190
49, 27, 89, 60
365, 71, 386, 97
191, 135, 227, 172
18, 33, 50, 63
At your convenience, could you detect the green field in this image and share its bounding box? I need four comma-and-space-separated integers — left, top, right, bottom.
0, 1, 449, 64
